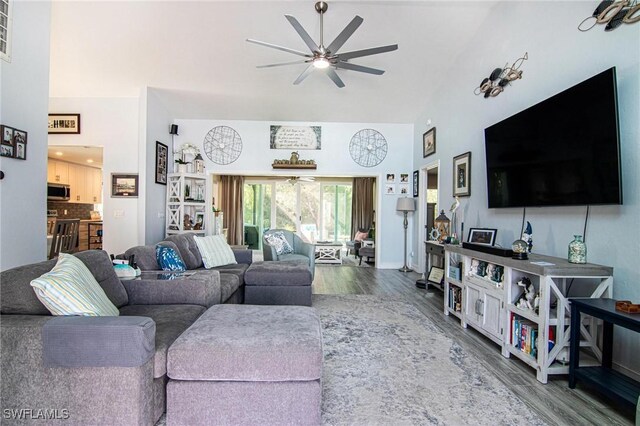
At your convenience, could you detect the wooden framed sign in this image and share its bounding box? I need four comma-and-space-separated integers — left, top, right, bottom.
270, 125, 321, 150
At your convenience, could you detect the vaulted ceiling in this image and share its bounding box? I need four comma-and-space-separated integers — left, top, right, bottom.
49, 1, 498, 123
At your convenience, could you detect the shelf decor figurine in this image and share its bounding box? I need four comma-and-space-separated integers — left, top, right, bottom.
568, 235, 587, 264
434, 210, 450, 243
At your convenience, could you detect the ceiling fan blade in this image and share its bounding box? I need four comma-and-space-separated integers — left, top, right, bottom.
257, 60, 311, 69
285, 15, 319, 53
326, 15, 364, 54
335, 61, 385, 75
246, 39, 311, 58
293, 65, 315, 85
325, 68, 345, 88
337, 44, 398, 61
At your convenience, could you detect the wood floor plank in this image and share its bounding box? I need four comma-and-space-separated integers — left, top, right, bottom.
312, 265, 635, 426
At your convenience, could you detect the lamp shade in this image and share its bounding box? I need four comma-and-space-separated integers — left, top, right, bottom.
396, 197, 415, 212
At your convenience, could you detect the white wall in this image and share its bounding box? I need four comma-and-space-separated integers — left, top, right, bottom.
411, 2, 639, 375
48, 97, 141, 255
0, 1, 51, 270
142, 88, 172, 244
173, 119, 414, 268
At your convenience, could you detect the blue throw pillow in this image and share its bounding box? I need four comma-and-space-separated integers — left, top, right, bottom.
156, 245, 186, 271
264, 231, 294, 255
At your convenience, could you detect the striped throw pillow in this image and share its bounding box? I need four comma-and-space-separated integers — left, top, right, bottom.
30, 253, 119, 316
194, 235, 237, 268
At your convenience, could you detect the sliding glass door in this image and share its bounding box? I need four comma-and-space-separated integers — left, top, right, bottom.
244, 180, 352, 245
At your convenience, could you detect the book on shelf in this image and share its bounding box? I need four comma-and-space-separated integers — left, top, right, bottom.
448, 286, 462, 312
510, 313, 538, 358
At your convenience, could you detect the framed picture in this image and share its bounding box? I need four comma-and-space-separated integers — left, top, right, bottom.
468, 228, 497, 246
13, 129, 27, 160
111, 173, 139, 198
453, 151, 471, 197
270, 125, 321, 150
1, 125, 14, 158
384, 184, 396, 195
412, 170, 419, 197
400, 173, 409, 183
428, 266, 445, 285
423, 127, 436, 158
48, 114, 81, 134
386, 173, 395, 183
195, 212, 205, 228
155, 141, 168, 185
399, 184, 409, 195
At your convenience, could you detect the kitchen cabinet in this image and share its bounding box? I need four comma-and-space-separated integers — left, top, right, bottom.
47, 160, 69, 184
49, 159, 102, 204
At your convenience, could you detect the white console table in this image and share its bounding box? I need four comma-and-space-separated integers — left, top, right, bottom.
444, 245, 613, 384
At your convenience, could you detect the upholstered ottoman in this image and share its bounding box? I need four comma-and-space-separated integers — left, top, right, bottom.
166, 304, 323, 426
244, 261, 313, 306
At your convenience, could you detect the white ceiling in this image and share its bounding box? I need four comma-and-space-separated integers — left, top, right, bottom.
48, 145, 104, 168
49, 1, 498, 123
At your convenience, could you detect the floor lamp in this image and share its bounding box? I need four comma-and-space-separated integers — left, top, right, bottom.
397, 197, 416, 273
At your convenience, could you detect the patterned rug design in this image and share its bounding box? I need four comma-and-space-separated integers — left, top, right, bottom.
315, 294, 546, 425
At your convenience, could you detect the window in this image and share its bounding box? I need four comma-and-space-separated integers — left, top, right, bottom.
0, 0, 11, 62
243, 179, 352, 245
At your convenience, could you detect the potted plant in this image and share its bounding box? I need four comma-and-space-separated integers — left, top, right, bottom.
175, 158, 189, 173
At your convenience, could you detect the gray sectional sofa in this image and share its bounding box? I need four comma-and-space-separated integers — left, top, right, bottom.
124, 233, 253, 304
0, 248, 242, 425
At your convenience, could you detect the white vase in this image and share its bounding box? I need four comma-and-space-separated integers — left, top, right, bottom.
177, 164, 187, 174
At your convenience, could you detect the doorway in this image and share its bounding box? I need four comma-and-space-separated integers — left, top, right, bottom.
46, 146, 104, 257
418, 161, 439, 273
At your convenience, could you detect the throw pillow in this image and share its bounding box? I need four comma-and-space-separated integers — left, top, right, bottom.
193, 235, 237, 269
30, 253, 119, 316
264, 231, 294, 255
156, 245, 186, 271
354, 231, 369, 242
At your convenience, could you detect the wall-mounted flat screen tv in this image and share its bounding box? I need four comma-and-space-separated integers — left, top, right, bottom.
484, 67, 622, 208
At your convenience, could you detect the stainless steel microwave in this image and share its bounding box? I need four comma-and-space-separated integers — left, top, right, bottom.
47, 183, 70, 201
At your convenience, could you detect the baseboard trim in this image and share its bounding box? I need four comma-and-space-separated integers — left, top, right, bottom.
614, 361, 640, 382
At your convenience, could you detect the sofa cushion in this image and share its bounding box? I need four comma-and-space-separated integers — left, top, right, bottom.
167, 305, 323, 381
244, 261, 312, 287
194, 235, 237, 269
76, 250, 129, 308
119, 304, 206, 378
264, 231, 294, 255
156, 246, 186, 272
219, 273, 241, 303
212, 263, 250, 285
1, 250, 127, 315
31, 254, 120, 317
124, 245, 158, 271
164, 234, 204, 270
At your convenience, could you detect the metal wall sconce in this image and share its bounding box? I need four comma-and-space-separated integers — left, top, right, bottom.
579, 0, 640, 32
474, 52, 528, 99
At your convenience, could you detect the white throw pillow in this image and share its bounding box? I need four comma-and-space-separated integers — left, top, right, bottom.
30, 253, 119, 316
194, 235, 238, 268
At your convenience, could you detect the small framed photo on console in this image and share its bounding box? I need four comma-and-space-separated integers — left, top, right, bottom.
468, 228, 497, 246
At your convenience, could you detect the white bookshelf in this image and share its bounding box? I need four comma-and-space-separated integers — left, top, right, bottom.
444, 244, 613, 384
165, 173, 211, 237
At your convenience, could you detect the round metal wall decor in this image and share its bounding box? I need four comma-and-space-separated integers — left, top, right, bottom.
203, 126, 243, 165
349, 129, 388, 167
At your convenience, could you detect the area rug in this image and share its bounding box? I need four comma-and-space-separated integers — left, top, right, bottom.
315, 294, 546, 425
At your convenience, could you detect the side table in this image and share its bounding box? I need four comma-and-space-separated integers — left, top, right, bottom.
416, 241, 444, 290
569, 298, 640, 412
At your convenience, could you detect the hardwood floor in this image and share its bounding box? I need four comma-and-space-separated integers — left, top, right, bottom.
312, 264, 635, 426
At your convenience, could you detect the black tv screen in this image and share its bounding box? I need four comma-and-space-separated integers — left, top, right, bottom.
484, 67, 622, 208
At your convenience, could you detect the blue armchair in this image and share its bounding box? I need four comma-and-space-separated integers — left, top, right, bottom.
263, 229, 315, 279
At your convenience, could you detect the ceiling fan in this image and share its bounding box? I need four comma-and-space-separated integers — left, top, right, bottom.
247, 1, 398, 88
286, 176, 316, 184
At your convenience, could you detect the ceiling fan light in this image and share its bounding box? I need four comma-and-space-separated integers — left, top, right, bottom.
313, 57, 331, 69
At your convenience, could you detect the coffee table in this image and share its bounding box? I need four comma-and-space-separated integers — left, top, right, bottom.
315, 242, 343, 264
